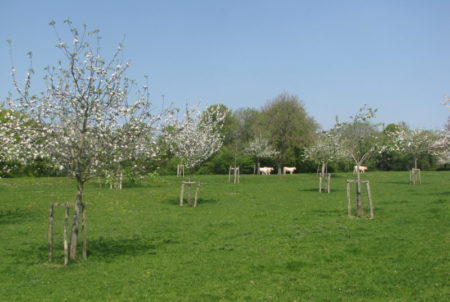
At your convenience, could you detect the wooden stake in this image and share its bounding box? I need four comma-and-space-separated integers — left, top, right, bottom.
82, 205, 87, 259
327, 173, 331, 193
194, 183, 200, 208
319, 174, 323, 193
180, 183, 185, 206
366, 182, 374, 219
48, 204, 54, 262
346, 182, 352, 217
63, 204, 69, 265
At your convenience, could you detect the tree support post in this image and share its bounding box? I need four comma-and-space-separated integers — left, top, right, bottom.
319, 173, 331, 193
410, 168, 421, 185
177, 164, 185, 177
180, 181, 202, 207
48, 202, 87, 264
346, 180, 374, 219
229, 166, 240, 184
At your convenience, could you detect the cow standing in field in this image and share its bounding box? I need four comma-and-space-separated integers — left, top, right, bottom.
353, 165, 368, 173
259, 167, 274, 175
283, 167, 296, 174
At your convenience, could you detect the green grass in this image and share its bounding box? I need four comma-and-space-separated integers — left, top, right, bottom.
0, 171, 449, 301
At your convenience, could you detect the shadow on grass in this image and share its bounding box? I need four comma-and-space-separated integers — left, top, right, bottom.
166, 198, 219, 206
8, 236, 162, 265
380, 181, 410, 185
298, 188, 320, 192
298, 188, 344, 193
434, 192, 450, 196
87, 237, 157, 261
310, 209, 341, 216
0, 208, 39, 225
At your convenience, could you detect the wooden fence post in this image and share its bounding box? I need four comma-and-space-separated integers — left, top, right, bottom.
48, 204, 54, 262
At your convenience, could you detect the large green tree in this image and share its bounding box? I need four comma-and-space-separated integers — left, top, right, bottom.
261, 93, 318, 173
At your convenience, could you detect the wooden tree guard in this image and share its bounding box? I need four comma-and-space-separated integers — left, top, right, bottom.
346, 180, 374, 219
319, 173, 331, 193
229, 166, 240, 184
180, 181, 201, 207
48, 202, 87, 265
410, 168, 421, 185
109, 171, 123, 189
177, 164, 185, 177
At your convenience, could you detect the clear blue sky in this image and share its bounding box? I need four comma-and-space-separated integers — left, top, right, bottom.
1, 0, 450, 130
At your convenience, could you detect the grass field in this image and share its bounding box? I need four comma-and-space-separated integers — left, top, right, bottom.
0, 171, 449, 301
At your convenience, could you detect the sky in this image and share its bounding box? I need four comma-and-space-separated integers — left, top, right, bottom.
1, 0, 450, 130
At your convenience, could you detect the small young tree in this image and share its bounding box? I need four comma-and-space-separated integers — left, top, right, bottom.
335, 106, 381, 217
388, 126, 439, 171
245, 134, 279, 174
166, 105, 226, 179
4, 20, 161, 260
102, 121, 160, 189
303, 129, 343, 191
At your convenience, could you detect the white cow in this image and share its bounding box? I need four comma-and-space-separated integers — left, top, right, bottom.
353, 165, 368, 173
259, 167, 274, 175
283, 167, 296, 174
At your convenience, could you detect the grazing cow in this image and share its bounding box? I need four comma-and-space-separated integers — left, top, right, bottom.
353, 165, 368, 173
259, 167, 274, 175
283, 167, 296, 174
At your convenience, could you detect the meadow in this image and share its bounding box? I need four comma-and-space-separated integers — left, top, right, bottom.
0, 171, 449, 301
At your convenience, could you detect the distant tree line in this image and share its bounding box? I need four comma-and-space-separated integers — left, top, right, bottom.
1, 92, 448, 178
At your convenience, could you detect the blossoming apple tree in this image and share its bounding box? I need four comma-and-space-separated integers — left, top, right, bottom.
303, 129, 343, 192
387, 126, 447, 184
4, 20, 161, 260
335, 106, 381, 217
245, 134, 279, 175
166, 105, 226, 178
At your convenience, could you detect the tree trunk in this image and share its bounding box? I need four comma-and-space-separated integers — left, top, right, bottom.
257, 160, 260, 175
414, 158, 418, 170
356, 164, 363, 217
69, 180, 85, 260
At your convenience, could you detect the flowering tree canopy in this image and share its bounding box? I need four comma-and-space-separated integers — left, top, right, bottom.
387, 126, 443, 169
3, 19, 162, 259
245, 134, 279, 173
166, 105, 226, 173
335, 106, 381, 167
303, 129, 344, 173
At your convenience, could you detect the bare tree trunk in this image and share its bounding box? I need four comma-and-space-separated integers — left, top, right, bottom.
69, 180, 84, 260
414, 158, 418, 170
257, 160, 260, 175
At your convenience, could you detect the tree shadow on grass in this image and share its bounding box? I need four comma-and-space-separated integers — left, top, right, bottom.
166, 198, 219, 206
310, 209, 341, 216
298, 188, 321, 192
434, 192, 450, 196
298, 188, 344, 193
87, 237, 158, 261
380, 181, 410, 185
0, 208, 40, 225
9, 236, 160, 265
